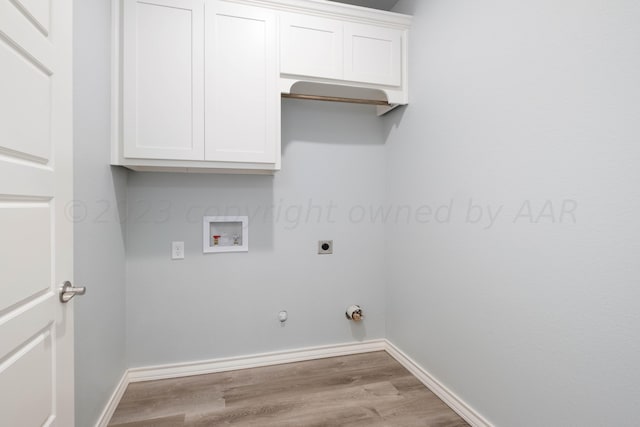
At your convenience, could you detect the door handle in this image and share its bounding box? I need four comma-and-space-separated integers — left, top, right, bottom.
59, 281, 86, 303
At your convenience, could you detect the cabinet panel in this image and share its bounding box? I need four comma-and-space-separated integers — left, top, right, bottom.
280, 14, 343, 80
205, 2, 278, 164
344, 23, 402, 87
123, 0, 204, 160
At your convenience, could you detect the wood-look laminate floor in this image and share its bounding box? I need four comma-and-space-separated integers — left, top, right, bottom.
109, 351, 468, 427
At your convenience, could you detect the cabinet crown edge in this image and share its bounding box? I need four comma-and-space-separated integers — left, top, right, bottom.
220, 0, 412, 28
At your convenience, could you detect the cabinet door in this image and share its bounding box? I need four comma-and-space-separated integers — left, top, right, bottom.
123, 0, 204, 160
280, 13, 343, 80
205, 2, 278, 164
344, 23, 402, 87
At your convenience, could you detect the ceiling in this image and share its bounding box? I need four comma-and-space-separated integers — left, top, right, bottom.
329, 0, 400, 11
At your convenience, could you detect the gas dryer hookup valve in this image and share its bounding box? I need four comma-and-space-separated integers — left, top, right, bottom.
345, 305, 363, 321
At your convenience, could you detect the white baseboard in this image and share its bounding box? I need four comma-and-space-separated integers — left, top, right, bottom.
127, 339, 387, 382
384, 341, 493, 427
95, 371, 129, 427
96, 339, 490, 427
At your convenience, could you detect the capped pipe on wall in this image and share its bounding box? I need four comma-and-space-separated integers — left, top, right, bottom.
345, 305, 363, 321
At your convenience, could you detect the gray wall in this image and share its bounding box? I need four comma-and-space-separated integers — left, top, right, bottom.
125, 100, 387, 367
73, 0, 128, 425
385, 0, 640, 426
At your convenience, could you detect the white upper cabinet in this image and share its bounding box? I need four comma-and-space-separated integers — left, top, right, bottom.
117, 0, 279, 172
344, 23, 402, 87
122, 0, 204, 160
280, 14, 343, 80
113, 0, 411, 173
205, 2, 279, 164
278, 4, 410, 107
281, 16, 404, 88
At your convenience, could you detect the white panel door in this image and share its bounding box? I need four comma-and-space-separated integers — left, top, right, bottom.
123, 0, 205, 160
280, 13, 343, 80
344, 23, 402, 87
205, 2, 279, 164
0, 0, 74, 425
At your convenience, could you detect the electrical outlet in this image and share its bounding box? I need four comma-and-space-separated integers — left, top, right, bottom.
171, 241, 184, 260
318, 240, 333, 254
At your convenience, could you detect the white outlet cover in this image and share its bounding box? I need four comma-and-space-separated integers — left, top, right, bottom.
172, 241, 184, 260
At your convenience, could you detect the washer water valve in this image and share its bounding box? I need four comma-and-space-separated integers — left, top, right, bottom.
345, 305, 363, 321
